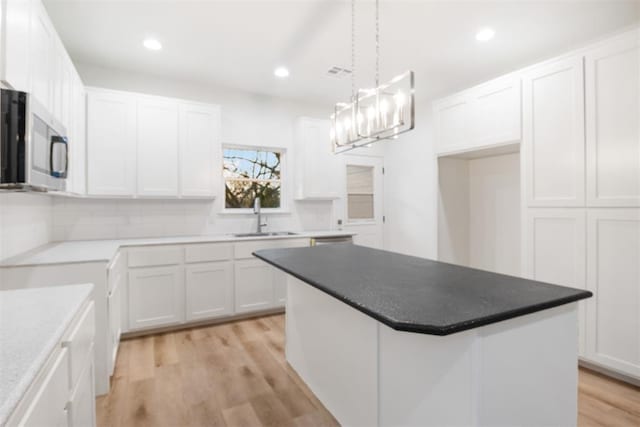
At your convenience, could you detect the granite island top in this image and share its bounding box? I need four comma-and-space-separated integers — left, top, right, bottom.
0, 284, 94, 425
253, 244, 593, 336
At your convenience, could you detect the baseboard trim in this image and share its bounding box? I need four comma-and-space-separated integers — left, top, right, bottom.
579, 359, 640, 387
121, 308, 285, 339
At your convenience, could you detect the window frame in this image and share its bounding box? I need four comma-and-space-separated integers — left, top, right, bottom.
220, 144, 288, 214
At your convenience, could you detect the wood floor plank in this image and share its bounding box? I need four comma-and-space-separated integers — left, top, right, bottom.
98, 314, 640, 427
128, 336, 155, 382
153, 333, 179, 367
222, 402, 264, 427
250, 393, 295, 427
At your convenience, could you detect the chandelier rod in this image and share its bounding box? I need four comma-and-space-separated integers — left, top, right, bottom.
375, 0, 380, 88
351, 0, 356, 100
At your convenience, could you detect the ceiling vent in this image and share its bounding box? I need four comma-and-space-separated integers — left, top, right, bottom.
326, 66, 352, 79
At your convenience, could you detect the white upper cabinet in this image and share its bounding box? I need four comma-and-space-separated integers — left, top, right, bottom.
86, 89, 137, 196
434, 94, 471, 154
86, 88, 220, 199
294, 117, 340, 200
470, 75, 521, 147
585, 209, 640, 379
137, 98, 179, 197
434, 74, 521, 156
179, 102, 220, 198
585, 31, 640, 207
29, 0, 55, 111
2, 0, 31, 92
522, 56, 585, 207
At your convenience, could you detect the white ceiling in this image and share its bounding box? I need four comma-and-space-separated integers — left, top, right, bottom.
45, 0, 640, 108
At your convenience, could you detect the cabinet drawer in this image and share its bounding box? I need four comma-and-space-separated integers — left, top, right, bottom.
234, 238, 310, 259
62, 302, 95, 390
19, 348, 70, 427
128, 246, 183, 267
185, 243, 233, 264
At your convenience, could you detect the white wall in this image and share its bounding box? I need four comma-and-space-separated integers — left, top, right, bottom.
468, 153, 520, 276
436, 151, 521, 276
382, 105, 438, 258
51, 62, 342, 241
0, 193, 52, 260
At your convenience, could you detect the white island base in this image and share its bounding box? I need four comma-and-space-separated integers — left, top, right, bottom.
285, 276, 580, 427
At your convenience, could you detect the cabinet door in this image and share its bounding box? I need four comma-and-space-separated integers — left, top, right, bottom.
585, 209, 640, 378
68, 354, 96, 427
585, 32, 640, 207
179, 103, 220, 197
67, 73, 86, 195
185, 261, 233, 321
434, 94, 470, 154
470, 75, 521, 147
107, 272, 122, 376
234, 259, 274, 313
295, 117, 340, 199
523, 56, 585, 207
137, 98, 179, 196
86, 90, 137, 196
30, 0, 55, 111
128, 266, 184, 331
523, 209, 587, 354
2, 0, 31, 91
20, 348, 70, 427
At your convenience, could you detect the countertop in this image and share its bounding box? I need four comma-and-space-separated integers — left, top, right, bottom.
253, 244, 593, 336
0, 284, 94, 425
0, 231, 354, 268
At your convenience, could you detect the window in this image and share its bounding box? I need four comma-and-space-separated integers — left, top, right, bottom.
346, 165, 374, 221
223, 147, 282, 209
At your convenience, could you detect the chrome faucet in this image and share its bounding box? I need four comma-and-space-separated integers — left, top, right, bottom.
254, 197, 267, 233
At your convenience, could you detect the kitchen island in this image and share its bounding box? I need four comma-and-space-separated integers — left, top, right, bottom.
254, 244, 592, 427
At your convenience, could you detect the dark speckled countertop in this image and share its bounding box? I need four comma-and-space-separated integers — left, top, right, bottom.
253, 244, 592, 336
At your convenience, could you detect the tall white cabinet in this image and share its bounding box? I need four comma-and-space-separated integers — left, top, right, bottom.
437, 28, 640, 382
521, 31, 640, 381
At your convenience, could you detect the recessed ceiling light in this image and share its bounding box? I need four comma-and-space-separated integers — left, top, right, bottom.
475, 27, 495, 42
143, 38, 162, 51
274, 67, 290, 78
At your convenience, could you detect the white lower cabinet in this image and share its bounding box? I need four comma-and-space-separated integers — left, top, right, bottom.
19, 349, 70, 427
185, 261, 233, 321
235, 259, 275, 313
7, 298, 96, 427
585, 209, 640, 379
128, 266, 184, 331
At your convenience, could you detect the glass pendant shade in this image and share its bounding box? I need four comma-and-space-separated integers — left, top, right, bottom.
331, 70, 414, 153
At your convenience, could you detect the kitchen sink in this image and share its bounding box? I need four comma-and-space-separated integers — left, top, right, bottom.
232, 231, 298, 238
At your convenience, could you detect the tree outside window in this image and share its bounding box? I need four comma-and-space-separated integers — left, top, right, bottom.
223, 147, 282, 209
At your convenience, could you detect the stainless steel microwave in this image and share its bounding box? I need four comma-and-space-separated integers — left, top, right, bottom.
0, 89, 68, 192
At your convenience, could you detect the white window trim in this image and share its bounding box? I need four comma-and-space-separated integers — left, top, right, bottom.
220, 144, 288, 214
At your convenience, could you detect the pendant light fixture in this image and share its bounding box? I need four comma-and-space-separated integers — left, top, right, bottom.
331, 0, 415, 154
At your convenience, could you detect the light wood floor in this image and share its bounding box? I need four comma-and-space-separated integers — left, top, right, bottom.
98, 314, 640, 427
